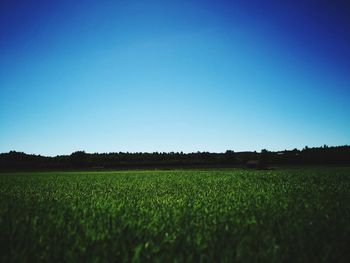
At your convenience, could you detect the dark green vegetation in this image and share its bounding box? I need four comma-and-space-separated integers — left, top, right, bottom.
0, 167, 349, 262
1, 145, 350, 170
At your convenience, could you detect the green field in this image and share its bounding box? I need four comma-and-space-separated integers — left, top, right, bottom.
0, 167, 349, 262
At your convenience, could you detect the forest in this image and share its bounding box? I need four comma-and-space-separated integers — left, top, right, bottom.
1, 145, 349, 170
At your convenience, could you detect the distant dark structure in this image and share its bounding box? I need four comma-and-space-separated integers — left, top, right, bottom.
0, 145, 349, 171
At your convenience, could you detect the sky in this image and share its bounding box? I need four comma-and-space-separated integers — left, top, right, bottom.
0, 0, 349, 156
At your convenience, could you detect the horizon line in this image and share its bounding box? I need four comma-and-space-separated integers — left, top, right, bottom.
2, 144, 349, 158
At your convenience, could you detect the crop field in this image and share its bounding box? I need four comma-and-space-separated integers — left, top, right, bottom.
0, 167, 349, 262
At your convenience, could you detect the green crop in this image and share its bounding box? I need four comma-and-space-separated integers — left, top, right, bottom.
0, 167, 349, 262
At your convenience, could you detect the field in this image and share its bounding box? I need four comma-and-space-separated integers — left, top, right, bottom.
0, 167, 349, 262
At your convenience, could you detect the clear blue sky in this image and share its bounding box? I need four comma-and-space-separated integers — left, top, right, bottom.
1, 0, 349, 156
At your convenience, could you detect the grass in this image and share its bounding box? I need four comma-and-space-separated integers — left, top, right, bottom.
0, 167, 349, 262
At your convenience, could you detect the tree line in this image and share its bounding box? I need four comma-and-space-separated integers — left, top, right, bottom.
0, 145, 349, 171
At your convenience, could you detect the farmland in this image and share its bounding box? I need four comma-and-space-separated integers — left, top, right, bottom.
0, 167, 349, 262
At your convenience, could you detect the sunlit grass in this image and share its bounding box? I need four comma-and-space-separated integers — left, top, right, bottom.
0, 167, 349, 262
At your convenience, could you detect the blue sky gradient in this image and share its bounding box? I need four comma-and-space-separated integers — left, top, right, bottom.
1, 0, 349, 155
